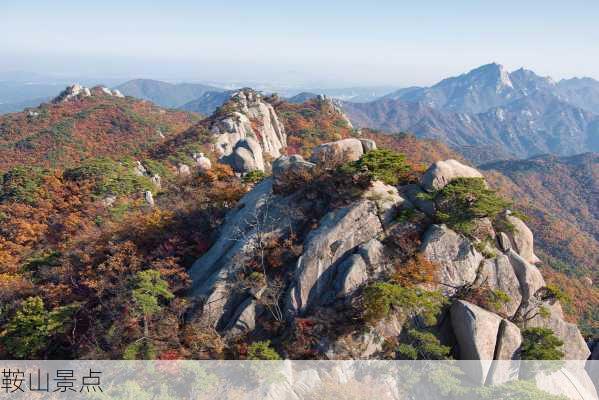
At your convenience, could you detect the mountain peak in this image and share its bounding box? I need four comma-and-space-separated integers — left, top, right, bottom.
52, 84, 124, 103
464, 63, 513, 89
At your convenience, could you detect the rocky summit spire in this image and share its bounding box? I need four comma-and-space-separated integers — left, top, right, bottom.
204, 88, 287, 173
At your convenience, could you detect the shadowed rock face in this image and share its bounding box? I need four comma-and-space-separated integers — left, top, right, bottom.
287, 199, 384, 315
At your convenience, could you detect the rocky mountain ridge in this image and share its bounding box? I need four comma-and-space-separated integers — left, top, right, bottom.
0, 84, 199, 171
342, 63, 599, 163
186, 138, 595, 396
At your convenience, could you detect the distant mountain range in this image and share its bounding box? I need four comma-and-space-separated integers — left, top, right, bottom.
114, 79, 224, 108
179, 90, 236, 115
382, 63, 599, 114
342, 63, 599, 163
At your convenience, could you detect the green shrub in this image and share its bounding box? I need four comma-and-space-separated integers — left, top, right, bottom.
64, 157, 153, 197
342, 148, 411, 186
123, 340, 157, 360
243, 170, 267, 184
362, 282, 447, 325
434, 178, 509, 236
521, 327, 564, 360
542, 284, 572, 307
142, 158, 173, 180
0, 297, 77, 359
486, 289, 511, 312
0, 165, 48, 205
247, 340, 281, 360
397, 329, 451, 360
132, 270, 174, 337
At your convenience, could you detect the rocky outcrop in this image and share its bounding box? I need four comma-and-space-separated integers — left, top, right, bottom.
187, 147, 594, 399
287, 199, 383, 314
53, 84, 124, 103
207, 89, 286, 173
486, 319, 522, 385
401, 184, 436, 217
420, 159, 484, 192
421, 224, 484, 295
316, 94, 354, 129
475, 255, 522, 318
498, 210, 541, 264
533, 363, 599, 400
189, 179, 293, 328
225, 137, 266, 172
310, 138, 366, 165
451, 300, 503, 384
525, 308, 591, 363
53, 84, 92, 103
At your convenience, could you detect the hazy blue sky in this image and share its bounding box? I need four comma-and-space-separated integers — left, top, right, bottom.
2, 0, 598, 86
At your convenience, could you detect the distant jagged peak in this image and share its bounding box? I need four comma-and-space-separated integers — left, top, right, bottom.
52, 83, 124, 103
440, 62, 514, 91
315, 94, 354, 129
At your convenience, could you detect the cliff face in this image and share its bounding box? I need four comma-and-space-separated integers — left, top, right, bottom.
204, 89, 286, 172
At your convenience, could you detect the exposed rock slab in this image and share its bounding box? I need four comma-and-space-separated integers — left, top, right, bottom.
476, 254, 522, 318
421, 159, 484, 192
486, 319, 522, 385
451, 300, 502, 384
499, 210, 541, 264
421, 225, 484, 295
310, 138, 364, 165
287, 199, 383, 314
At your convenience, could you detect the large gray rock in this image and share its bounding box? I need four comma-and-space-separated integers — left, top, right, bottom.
497, 232, 512, 251
476, 255, 522, 318
310, 138, 364, 165
507, 249, 546, 314
359, 139, 377, 152
334, 254, 369, 298
317, 94, 355, 130
272, 155, 315, 189
499, 211, 541, 264
451, 300, 502, 384
227, 137, 265, 172
208, 89, 286, 172
421, 159, 484, 192
421, 225, 484, 295
189, 179, 303, 329
357, 239, 388, 274
288, 200, 383, 314
486, 319, 522, 385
